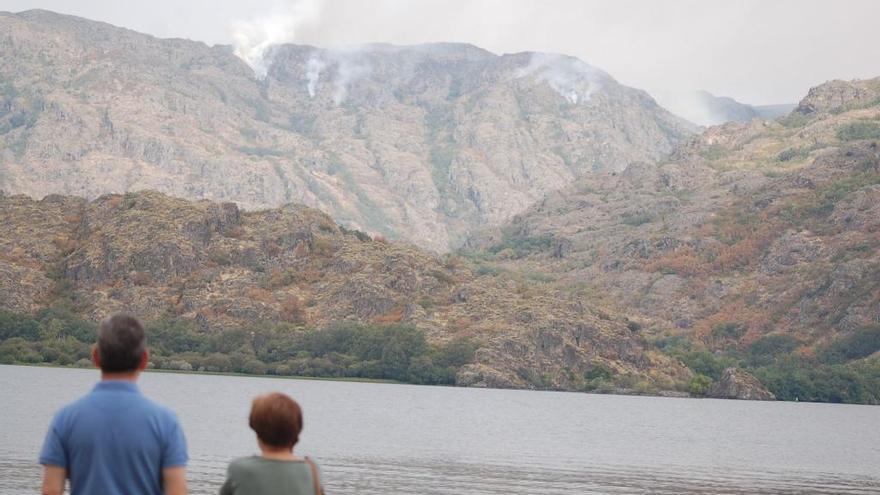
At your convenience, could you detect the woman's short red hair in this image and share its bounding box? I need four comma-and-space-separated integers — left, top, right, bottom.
249, 392, 303, 448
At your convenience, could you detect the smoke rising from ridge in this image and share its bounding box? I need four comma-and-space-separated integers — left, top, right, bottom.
301, 50, 370, 104
305, 56, 324, 97
29, 0, 875, 105
330, 52, 370, 105
230, 0, 320, 78
516, 53, 607, 104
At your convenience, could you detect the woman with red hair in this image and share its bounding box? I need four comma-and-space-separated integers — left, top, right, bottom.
220, 392, 323, 495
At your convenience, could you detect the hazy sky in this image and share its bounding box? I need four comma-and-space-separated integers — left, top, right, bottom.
4, 0, 879, 104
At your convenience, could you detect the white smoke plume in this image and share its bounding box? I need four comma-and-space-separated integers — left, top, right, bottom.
230, 0, 320, 79
306, 55, 325, 97
649, 90, 718, 127
516, 53, 606, 104
330, 51, 370, 105
301, 49, 370, 104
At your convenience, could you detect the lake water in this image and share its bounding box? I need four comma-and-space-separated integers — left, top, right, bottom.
1, 365, 878, 494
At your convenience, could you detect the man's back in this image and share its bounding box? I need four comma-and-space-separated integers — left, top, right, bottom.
40, 380, 188, 495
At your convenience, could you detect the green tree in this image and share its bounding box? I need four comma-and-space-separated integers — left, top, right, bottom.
689, 374, 713, 395
0, 310, 40, 341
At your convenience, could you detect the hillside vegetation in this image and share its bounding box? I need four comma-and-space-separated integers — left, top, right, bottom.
464, 78, 880, 403
0, 190, 688, 392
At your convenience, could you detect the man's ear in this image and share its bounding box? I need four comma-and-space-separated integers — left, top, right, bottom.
91, 344, 101, 369
138, 348, 150, 371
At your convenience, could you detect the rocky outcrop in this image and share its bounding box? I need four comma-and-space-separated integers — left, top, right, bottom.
0, 9, 694, 251
707, 368, 775, 401
796, 79, 880, 114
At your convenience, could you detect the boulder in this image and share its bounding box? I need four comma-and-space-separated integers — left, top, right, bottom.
455, 363, 521, 389
707, 368, 775, 401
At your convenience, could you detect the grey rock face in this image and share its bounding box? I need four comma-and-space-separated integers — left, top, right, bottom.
707, 368, 775, 401
0, 10, 693, 251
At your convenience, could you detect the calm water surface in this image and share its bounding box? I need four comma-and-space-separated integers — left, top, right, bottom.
1, 365, 878, 494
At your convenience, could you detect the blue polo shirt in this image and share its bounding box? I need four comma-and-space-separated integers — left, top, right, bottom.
39, 380, 188, 495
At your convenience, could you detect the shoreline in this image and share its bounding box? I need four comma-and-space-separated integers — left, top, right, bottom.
4, 363, 876, 406
5, 362, 401, 385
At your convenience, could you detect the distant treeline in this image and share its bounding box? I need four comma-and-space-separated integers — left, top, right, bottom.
3, 306, 878, 403
0, 307, 477, 385
655, 327, 880, 404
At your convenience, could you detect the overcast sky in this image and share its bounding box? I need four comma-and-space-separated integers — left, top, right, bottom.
4, 0, 879, 104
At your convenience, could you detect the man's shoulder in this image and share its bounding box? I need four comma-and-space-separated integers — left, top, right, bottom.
138, 395, 181, 424
52, 389, 179, 426
51, 393, 94, 422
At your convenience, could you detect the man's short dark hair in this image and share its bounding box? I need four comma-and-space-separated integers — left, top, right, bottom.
97, 314, 146, 372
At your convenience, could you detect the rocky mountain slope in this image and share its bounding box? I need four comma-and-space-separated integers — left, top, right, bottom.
0, 189, 689, 391
0, 9, 693, 251
465, 78, 880, 399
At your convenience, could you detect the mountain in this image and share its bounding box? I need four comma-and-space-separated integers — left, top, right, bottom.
0, 189, 688, 391
0, 9, 693, 251
753, 103, 797, 120
651, 90, 794, 127
465, 78, 880, 402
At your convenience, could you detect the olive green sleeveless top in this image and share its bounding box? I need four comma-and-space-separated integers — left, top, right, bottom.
219, 456, 320, 495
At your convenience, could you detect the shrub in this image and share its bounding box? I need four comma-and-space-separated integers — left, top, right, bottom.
748, 334, 800, 366
145, 317, 202, 354
711, 322, 747, 340
208, 249, 233, 266
0, 310, 40, 341
202, 353, 233, 372
33, 306, 97, 343
311, 236, 335, 256
644, 246, 705, 277
688, 374, 713, 395
776, 147, 809, 162
488, 234, 555, 258
820, 327, 880, 364
584, 364, 613, 381
433, 338, 477, 369
621, 212, 654, 226
339, 225, 371, 242
837, 121, 880, 141
626, 321, 642, 333
166, 360, 193, 372
779, 112, 812, 128
754, 357, 880, 404
677, 349, 738, 380
699, 144, 727, 161
428, 269, 456, 284
240, 358, 268, 375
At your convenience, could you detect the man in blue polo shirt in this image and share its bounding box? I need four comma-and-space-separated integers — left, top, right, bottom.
39, 313, 188, 495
